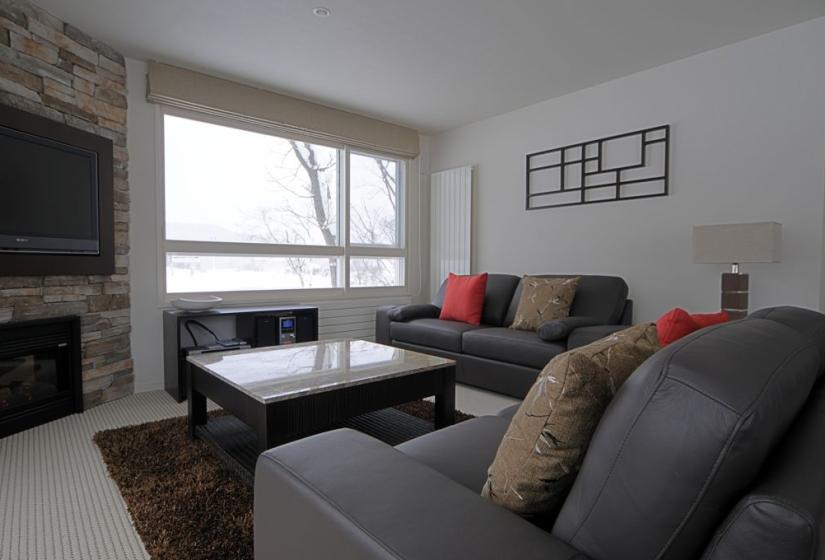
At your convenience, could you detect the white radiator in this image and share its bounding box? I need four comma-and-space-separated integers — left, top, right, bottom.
430, 166, 473, 299
317, 296, 412, 341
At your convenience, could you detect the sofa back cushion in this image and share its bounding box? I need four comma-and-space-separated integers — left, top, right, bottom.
552, 311, 823, 560
482, 323, 659, 518
433, 273, 520, 327
749, 306, 825, 368
505, 275, 628, 327
702, 378, 825, 560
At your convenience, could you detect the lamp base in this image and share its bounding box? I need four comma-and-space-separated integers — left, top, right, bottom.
721, 273, 749, 319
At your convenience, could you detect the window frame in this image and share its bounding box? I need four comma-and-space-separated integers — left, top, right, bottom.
155, 106, 411, 304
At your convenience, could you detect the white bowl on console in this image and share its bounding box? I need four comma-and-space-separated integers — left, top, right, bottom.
170, 296, 223, 311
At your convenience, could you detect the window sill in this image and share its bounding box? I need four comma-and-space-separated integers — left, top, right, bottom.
160, 286, 412, 308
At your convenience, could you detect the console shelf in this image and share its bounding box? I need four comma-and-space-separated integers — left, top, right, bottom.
162, 305, 318, 402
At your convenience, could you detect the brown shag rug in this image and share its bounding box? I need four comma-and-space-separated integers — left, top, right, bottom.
94, 401, 473, 560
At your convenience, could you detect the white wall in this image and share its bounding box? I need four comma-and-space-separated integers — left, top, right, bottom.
430, 17, 825, 322
127, 58, 163, 392
126, 59, 427, 391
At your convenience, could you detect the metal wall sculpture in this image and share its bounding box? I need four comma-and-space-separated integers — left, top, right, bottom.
525, 124, 670, 210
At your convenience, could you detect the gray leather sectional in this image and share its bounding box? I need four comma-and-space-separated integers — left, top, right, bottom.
255, 306, 825, 560
376, 274, 633, 398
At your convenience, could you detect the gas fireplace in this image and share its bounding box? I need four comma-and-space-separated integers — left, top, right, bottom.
0, 316, 82, 437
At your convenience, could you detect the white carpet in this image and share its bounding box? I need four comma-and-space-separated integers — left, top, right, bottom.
0, 386, 516, 560
0, 391, 202, 560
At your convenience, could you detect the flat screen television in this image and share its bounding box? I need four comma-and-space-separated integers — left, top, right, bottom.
0, 124, 100, 255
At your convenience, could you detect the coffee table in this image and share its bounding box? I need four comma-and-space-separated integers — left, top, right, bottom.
186, 338, 456, 476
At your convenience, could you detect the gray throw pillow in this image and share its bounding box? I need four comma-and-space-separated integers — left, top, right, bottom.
537, 316, 601, 341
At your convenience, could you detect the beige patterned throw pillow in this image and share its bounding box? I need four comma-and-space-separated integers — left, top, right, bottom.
482, 323, 660, 517
510, 276, 579, 331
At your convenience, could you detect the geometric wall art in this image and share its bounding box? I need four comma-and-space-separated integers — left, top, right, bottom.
526, 124, 670, 210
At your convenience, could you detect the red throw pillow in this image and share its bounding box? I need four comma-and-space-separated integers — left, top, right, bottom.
656, 308, 699, 346
691, 310, 730, 328
440, 273, 488, 325
656, 308, 731, 346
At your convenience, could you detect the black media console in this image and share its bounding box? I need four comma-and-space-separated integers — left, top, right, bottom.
163, 305, 318, 402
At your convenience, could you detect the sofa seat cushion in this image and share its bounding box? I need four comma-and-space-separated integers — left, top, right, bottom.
390, 318, 482, 352
497, 403, 521, 420
462, 328, 566, 369
396, 415, 512, 493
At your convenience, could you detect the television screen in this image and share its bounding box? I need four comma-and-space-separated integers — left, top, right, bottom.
0, 125, 100, 255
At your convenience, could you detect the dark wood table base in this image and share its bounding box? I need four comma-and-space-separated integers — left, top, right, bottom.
187, 362, 456, 468
195, 407, 439, 483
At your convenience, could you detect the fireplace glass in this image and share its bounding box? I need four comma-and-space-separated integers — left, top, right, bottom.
0, 348, 67, 413
0, 317, 81, 437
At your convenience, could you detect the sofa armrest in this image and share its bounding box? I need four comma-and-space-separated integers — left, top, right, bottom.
375, 305, 396, 345
620, 299, 634, 325
388, 303, 441, 322
255, 429, 588, 560
538, 317, 601, 341
567, 325, 628, 349
376, 304, 441, 345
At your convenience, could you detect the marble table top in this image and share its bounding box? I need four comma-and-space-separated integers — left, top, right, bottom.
186, 338, 454, 404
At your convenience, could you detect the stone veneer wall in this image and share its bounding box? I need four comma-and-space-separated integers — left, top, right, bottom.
0, 0, 132, 407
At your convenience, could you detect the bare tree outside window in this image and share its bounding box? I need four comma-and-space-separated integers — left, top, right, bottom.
253, 144, 402, 288
250, 141, 340, 287
349, 153, 403, 287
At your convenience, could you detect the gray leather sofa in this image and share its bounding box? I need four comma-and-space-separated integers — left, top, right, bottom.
255, 306, 825, 560
376, 274, 633, 398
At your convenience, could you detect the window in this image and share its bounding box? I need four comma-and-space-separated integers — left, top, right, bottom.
164, 116, 340, 246
349, 153, 400, 247
162, 113, 407, 295
349, 257, 404, 288
166, 254, 341, 293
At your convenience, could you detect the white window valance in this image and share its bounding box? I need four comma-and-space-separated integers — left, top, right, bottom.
146, 61, 419, 158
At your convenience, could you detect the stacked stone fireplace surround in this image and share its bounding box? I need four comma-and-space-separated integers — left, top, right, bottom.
0, 0, 132, 407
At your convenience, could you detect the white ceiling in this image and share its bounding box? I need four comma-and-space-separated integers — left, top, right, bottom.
34, 0, 825, 132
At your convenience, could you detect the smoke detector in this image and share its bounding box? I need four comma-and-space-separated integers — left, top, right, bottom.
313, 7, 331, 17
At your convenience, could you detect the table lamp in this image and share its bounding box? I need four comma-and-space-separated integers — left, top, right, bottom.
693, 222, 782, 319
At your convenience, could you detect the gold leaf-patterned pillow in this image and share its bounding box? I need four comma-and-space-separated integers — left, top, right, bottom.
510, 276, 579, 331
482, 323, 660, 517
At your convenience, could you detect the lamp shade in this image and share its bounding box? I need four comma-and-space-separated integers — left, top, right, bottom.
693, 222, 782, 264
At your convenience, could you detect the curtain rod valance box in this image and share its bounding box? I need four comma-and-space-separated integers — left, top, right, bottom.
146, 61, 420, 158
